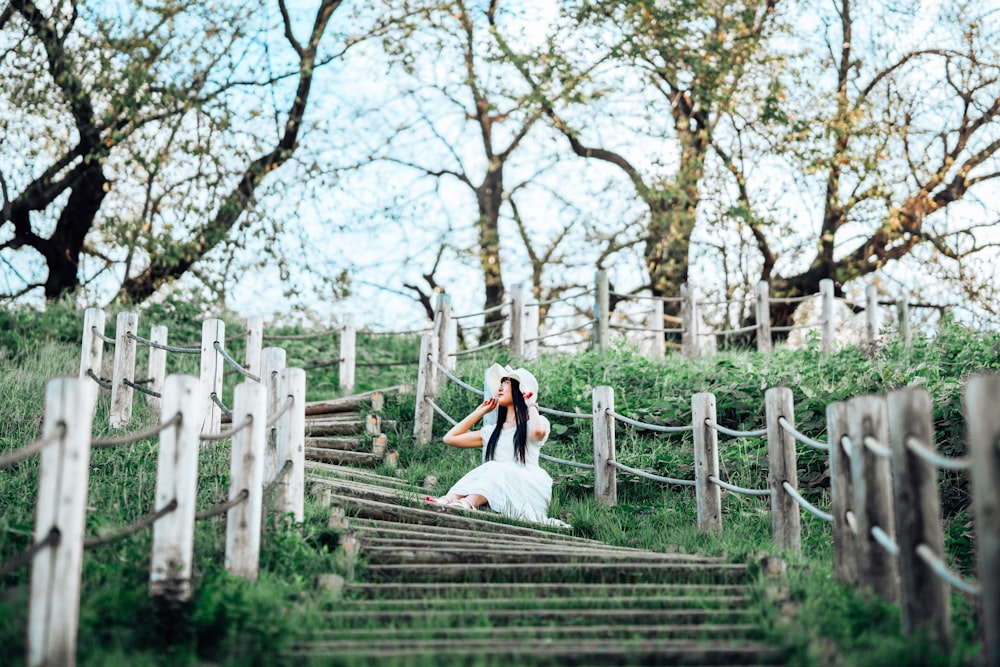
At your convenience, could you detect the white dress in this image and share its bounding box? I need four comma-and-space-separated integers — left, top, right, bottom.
446, 424, 569, 528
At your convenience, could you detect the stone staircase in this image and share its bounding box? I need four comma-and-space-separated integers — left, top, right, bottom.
293, 390, 788, 666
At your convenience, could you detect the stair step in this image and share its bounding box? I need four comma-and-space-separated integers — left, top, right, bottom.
306, 448, 383, 466
344, 581, 752, 599
306, 436, 366, 451
304, 622, 762, 641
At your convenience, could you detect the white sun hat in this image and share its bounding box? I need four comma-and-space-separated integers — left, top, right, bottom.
485, 362, 539, 401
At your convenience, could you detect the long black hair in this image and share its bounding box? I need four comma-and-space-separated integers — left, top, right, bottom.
484, 378, 528, 464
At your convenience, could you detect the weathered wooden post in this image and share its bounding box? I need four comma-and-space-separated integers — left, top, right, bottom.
109, 311, 139, 429
966, 373, 1000, 667
199, 318, 226, 436
594, 269, 610, 353
897, 301, 911, 347
681, 283, 700, 358
766, 387, 801, 552
146, 324, 168, 416
524, 290, 540, 363
79, 307, 106, 383
149, 374, 201, 603
887, 387, 950, 643
847, 394, 899, 603
592, 386, 617, 506
274, 367, 307, 523
692, 392, 721, 534
819, 279, 835, 354
434, 293, 455, 372
412, 334, 438, 445
509, 283, 527, 360
827, 401, 858, 585
28, 378, 96, 667
644, 297, 666, 361
260, 347, 286, 484
755, 281, 772, 354
244, 316, 264, 382
339, 322, 356, 395
225, 381, 267, 579
865, 285, 881, 349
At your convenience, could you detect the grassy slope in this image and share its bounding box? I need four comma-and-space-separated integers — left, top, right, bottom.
1, 304, 997, 666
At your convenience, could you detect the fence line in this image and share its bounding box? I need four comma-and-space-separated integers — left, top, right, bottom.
413, 354, 998, 664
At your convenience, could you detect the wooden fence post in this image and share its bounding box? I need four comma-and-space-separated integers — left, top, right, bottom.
847, 394, 899, 603
244, 316, 264, 382
199, 318, 226, 436
644, 298, 665, 360
820, 278, 835, 354
509, 283, 526, 360
149, 374, 201, 604
146, 324, 168, 416
966, 373, 1000, 667
865, 285, 881, 349
434, 293, 455, 372
524, 290, 539, 363
260, 347, 286, 484
274, 367, 307, 523
413, 334, 438, 445
594, 269, 609, 353
592, 386, 617, 506
692, 392, 721, 534
897, 302, 911, 347
339, 322, 356, 395
887, 387, 950, 643
78, 307, 106, 383
766, 387, 801, 553
827, 400, 858, 585
28, 378, 96, 667
681, 283, 700, 358
755, 281, 772, 354
225, 381, 267, 579
109, 311, 139, 429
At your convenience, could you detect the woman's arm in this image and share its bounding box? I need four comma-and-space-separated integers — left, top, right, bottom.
522, 392, 550, 442
442, 397, 497, 448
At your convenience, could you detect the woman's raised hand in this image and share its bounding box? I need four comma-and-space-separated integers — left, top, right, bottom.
477, 397, 498, 413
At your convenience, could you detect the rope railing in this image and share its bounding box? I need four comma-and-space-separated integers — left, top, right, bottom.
777, 417, 830, 451
699, 296, 753, 306
123, 377, 162, 399
125, 331, 200, 354
781, 481, 833, 522
539, 405, 593, 420
214, 341, 261, 382
608, 291, 682, 303
863, 435, 892, 458
539, 453, 595, 470
708, 475, 772, 497
263, 460, 293, 497
195, 489, 250, 520
453, 302, 509, 319
0, 424, 66, 469
527, 324, 591, 343
771, 322, 819, 333
426, 397, 459, 426
362, 326, 433, 336
906, 436, 972, 471
915, 543, 982, 596
86, 368, 113, 391
262, 327, 341, 340
210, 392, 233, 420
451, 336, 510, 356
609, 410, 693, 433
92, 326, 116, 344
0, 528, 60, 576
302, 358, 343, 371
265, 395, 295, 429
706, 419, 767, 438
91, 413, 182, 448
530, 288, 595, 308
356, 359, 419, 367
609, 322, 660, 332
200, 414, 253, 442
431, 359, 485, 396
845, 510, 858, 535
841, 435, 854, 459
713, 323, 758, 336
611, 460, 695, 486
769, 294, 817, 304
83, 500, 178, 549
870, 525, 900, 556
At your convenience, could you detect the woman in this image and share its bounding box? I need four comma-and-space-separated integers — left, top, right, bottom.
429, 363, 568, 528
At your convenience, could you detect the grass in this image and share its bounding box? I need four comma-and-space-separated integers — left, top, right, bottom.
2, 301, 997, 665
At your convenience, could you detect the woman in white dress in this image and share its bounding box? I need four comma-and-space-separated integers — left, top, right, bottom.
429, 363, 566, 527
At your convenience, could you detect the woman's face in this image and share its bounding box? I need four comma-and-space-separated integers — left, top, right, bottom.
496, 377, 516, 407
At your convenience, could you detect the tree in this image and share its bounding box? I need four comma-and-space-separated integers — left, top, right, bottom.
0, 0, 357, 306
745, 0, 1000, 328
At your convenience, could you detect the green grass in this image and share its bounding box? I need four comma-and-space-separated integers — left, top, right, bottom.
2, 302, 996, 665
